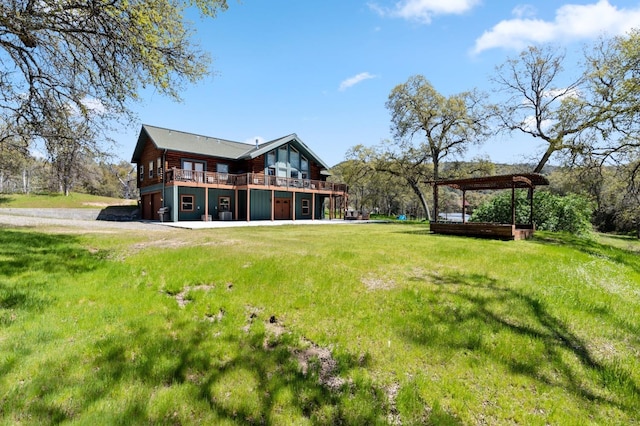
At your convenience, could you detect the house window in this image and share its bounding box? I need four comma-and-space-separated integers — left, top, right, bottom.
149, 161, 154, 179
302, 199, 310, 215
278, 145, 288, 164
216, 163, 229, 173
219, 196, 230, 212
139, 165, 144, 181
181, 195, 194, 212
267, 150, 276, 167
290, 146, 299, 168
157, 157, 162, 178
182, 160, 205, 182
301, 155, 309, 179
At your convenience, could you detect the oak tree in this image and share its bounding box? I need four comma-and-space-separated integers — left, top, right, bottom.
0, 0, 228, 147
386, 75, 490, 219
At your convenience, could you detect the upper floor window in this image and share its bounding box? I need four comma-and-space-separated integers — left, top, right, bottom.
216, 163, 229, 173
157, 157, 163, 178
290, 146, 299, 168
139, 165, 144, 181
148, 161, 154, 179
267, 150, 276, 167
278, 145, 288, 164
301, 155, 308, 172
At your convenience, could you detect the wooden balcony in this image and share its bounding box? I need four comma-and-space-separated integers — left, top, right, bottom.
165, 168, 347, 194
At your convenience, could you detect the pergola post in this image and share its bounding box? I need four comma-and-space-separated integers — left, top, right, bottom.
462, 190, 467, 224
433, 183, 439, 222
529, 188, 534, 227
511, 183, 516, 226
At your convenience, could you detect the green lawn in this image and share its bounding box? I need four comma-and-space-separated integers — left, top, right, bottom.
0, 192, 136, 208
0, 223, 638, 424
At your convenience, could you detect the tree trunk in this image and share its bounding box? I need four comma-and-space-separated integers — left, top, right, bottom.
408, 179, 431, 221
533, 145, 556, 174
22, 168, 29, 194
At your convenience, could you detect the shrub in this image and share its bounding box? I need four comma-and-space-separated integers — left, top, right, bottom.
470, 190, 593, 235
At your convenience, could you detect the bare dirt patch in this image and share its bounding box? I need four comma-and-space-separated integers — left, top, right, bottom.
173, 284, 216, 308
262, 317, 347, 391
362, 273, 396, 291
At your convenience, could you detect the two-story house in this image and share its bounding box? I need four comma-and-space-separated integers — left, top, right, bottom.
131, 124, 348, 222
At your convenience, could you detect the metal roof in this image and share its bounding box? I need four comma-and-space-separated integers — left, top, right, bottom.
132, 124, 330, 170
433, 173, 550, 191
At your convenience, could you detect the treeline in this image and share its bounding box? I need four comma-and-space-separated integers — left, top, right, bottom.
330, 159, 638, 236
0, 147, 136, 199
329, 30, 640, 237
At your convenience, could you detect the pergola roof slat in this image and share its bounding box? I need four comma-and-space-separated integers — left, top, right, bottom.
433, 173, 549, 191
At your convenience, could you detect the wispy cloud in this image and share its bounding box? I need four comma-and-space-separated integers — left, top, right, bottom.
369, 0, 480, 24
472, 0, 640, 54
339, 72, 377, 91
245, 136, 265, 146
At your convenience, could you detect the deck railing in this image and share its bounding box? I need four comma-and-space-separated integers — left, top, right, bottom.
165, 168, 347, 193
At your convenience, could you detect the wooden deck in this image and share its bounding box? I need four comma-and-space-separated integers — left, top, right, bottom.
165, 169, 347, 195
430, 222, 535, 240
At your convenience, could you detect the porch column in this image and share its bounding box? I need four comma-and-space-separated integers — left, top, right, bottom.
172, 185, 178, 222
292, 191, 296, 221
235, 188, 238, 221
271, 189, 275, 221
204, 188, 209, 221
312, 193, 316, 220
246, 189, 251, 222
329, 195, 334, 219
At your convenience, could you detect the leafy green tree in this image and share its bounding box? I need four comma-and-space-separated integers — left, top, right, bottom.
471, 190, 593, 236
372, 139, 434, 220
0, 0, 228, 150
386, 75, 490, 219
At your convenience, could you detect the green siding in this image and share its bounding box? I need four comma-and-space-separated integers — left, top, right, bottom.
236, 190, 247, 220
207, 189, 236, 220
250, 190, 272, 220
177, 187, 205, 221
295, 193, 313, 219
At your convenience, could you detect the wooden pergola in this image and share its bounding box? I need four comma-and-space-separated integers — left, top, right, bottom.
430, 173, 550, 240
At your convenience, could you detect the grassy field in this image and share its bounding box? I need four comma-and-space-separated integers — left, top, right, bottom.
0, 192, 136, 208
0, 221, 639, 424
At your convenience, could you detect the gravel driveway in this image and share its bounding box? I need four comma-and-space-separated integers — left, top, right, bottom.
0, 208, 168, 231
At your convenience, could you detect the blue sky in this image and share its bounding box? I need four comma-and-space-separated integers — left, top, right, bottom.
117, 0, 640, 167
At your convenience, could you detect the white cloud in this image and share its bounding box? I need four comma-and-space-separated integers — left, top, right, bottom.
512, 4, 537, 19
339, 72, 377, 91
545, 87, 581, 101
245, 136, 265, 146
369, 0, 480, 24
473, 0, 640, 54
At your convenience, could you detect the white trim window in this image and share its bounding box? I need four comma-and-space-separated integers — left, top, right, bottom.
181, 194, 194, 212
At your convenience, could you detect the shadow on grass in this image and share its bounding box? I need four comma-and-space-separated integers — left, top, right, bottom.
396, 271, 639, 417
533, 232, 640, 274
0, 195, 13, 205
0, 229, 102, 277
9, 315, 387, 424
0, 229, 103, 323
